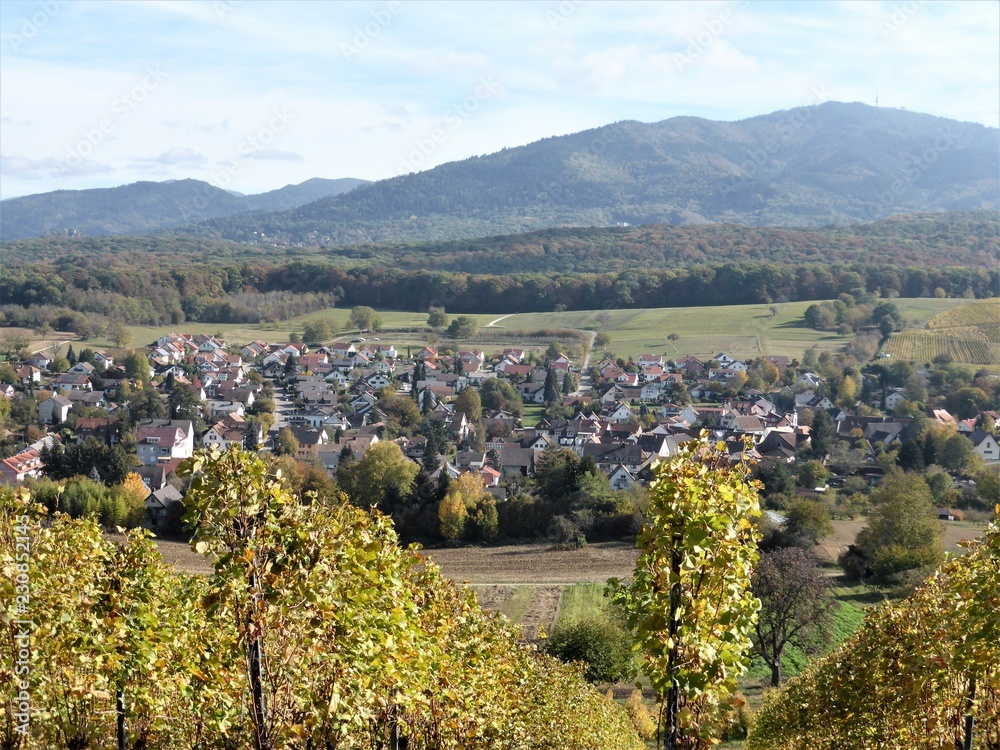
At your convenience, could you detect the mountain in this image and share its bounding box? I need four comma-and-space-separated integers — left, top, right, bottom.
244, 178, 370, 212
185, 102, 998, 246
0, 177, 368, 241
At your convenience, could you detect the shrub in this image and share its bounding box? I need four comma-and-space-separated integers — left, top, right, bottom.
544, 616, 638, 684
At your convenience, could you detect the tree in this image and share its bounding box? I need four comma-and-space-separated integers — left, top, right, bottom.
49, 355, 70, 373
939, 433, 975, 474
454, 387, 482, 423
797, 460, 830, 490
752, 547, 839, 686
782, 498, 833, 548
122, 351, 150, 384
543, 367, 560, 406
302, 320, 334, 344
594, 332, 612, 349
610, 434, 761, 749
348, 305, 377, 332
108, 321, 133, 348
2, 331, 31, 359
438, 486, 467, 541
128, 385, 167, 421
852, 471, 944, 585
807, 409, 834, 458
446, 316, 478, 339
427, 306, 449, 329
276, 427, 299, 457
168, 383, 202, 423
337, 441, 418, 512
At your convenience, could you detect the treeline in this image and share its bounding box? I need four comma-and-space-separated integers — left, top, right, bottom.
1, 257, 996, 328
2, 210, 997, 274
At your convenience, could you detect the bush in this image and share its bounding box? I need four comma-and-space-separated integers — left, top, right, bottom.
544, 616, 637, 684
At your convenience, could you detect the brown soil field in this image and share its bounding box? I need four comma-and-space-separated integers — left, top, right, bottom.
419, 541, 640, 584
815, 519, 986, 566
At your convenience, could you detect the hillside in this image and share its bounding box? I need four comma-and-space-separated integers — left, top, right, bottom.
183, 102, 998, 246
0, 177, 368, 240
2, 210, 996, 274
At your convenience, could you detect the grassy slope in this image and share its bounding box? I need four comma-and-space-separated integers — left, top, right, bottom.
14, 297, 974, 366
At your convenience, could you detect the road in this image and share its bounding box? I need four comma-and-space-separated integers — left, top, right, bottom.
573, 329, 597, 397
486, 314, 515, 328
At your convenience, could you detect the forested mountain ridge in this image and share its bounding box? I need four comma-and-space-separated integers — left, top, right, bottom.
182, 102, 998, 246
2, 210, 996, 274
0, 177, 368, 240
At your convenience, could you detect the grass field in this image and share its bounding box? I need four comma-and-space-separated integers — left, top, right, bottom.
7, 297, 979, 367
488, 298, 974, 361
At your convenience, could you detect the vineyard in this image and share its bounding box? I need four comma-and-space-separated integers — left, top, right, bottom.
882, 299, 1000, 365
926, 298, 1000, 330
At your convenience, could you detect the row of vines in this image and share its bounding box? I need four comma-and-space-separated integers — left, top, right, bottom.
747, 508, 1000, 749
0, 448, 643, 750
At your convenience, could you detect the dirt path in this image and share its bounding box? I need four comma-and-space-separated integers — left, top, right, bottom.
518, 586, 562, 640
486, 314, 515, 328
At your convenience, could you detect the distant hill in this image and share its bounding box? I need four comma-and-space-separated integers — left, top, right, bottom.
3, 210, 995, 275
183, 102, 998, 246
0, 177, 368, 241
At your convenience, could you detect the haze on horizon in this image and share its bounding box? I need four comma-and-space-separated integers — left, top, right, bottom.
0, 0, 997, 200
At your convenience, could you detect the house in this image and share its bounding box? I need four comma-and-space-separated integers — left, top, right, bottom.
26, 353, 53, 370
15, 365, 41, 385
136, 419, 195, 466
0, 384, 16, 400
74, 417, 119, 445
66, 390, 107, 410
92, 351, 115, 370
38, 394, 72, 424
51, 373, 93, 392
970, 430, 1000, 462
606, 403, 637, 424
203, 414, 261, 450
884, 390, 907, 410
67, 362, 96, 376
0, 449, 44, 484
608, 464, 637, 490
287, 426, 330, 461
146, 484, 183, 530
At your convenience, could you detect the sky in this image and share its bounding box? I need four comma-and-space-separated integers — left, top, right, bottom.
0, 0, 997, 200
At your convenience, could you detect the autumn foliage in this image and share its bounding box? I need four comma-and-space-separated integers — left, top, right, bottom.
748, 505, 1000, 750
0, 448, 643, 749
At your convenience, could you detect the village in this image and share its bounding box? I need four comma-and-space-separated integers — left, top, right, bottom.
2, 328, 997, 540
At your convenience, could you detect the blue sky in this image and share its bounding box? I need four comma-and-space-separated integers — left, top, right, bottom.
1, 0, 997, 199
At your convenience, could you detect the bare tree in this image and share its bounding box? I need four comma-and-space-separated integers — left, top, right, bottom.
752, 547, 839, 686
